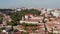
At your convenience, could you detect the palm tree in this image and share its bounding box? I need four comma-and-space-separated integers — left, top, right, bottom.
42, 15, 50, 34
51, 28, 53, 34
42, 16, 47, 34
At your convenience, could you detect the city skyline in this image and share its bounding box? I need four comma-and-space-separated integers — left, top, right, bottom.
0, 0, 60, 8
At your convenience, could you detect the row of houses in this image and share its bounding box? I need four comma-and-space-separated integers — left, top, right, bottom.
19, 9, 60, 34
0, 8, 60, 34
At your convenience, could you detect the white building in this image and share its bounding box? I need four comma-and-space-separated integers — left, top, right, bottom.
20, 14, 43, 24
51, 10, 60, 17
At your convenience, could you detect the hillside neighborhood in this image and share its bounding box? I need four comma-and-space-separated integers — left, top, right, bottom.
0, 8, 60, 34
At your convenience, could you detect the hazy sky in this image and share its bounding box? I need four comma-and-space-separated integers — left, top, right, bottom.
0, 0, 60, 8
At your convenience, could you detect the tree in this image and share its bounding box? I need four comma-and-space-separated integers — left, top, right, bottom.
0, 28, 3, 32
0, 14, 3, 24
8, 21, 18, 31
8, 21, 18, 26
9, 9, 41, 26
9, 12, 22, 25
29, 9, 41, 16
0, 17, 2, 24
22, 23, 38, 27
42, 15, 49, 34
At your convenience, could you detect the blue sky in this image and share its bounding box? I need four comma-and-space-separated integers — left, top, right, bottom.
0, 0, 60, 8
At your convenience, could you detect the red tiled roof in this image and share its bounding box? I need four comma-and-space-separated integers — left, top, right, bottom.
34, 16, 43, 17
25, 14, 33, 16
25, 14, 43, 18
27, 30, 32, 33
1, 32, 7, 34
14, 31, 23, 34
49, 20, 57, 23
25, 19, 39, 22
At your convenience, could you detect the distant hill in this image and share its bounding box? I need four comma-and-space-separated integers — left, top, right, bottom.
0, 9, 14, 14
